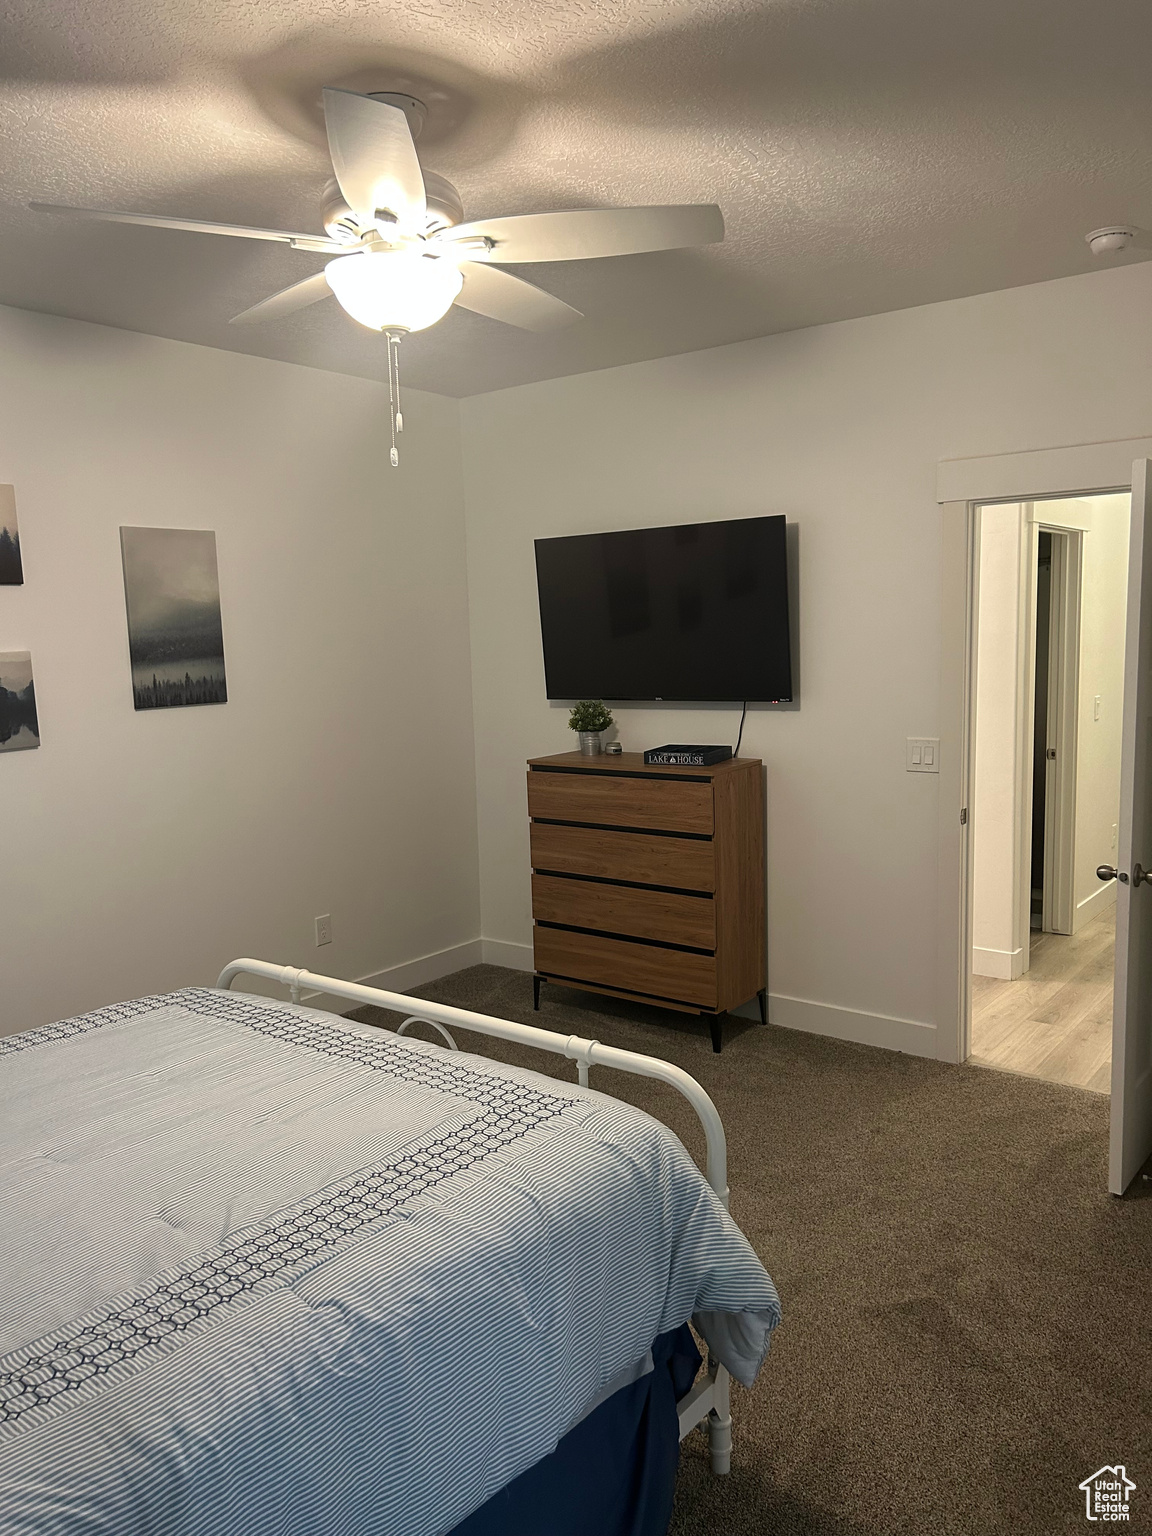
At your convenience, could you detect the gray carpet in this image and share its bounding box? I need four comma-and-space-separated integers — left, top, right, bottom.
348, 966, 1152, 1536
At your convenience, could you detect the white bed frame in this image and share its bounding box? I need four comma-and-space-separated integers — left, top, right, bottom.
216, 958, 735, 1475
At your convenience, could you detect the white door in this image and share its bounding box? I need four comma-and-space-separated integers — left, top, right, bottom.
1108, 460, 1152, 1195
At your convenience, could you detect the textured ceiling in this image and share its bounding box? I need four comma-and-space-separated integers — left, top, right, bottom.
1, 0, 1150, 397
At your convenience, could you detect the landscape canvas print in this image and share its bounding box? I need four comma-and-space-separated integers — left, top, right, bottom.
120, 526, 228, 710
0, 651, 39, 751
0, 485, 22, 584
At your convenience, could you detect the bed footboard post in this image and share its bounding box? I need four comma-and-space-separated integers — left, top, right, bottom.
707, 1363, 732, 1476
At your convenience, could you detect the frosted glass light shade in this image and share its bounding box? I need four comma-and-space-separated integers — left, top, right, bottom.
325, 250, 464, 333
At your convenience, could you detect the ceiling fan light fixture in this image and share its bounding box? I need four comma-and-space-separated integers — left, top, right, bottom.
324, 248, 463, 333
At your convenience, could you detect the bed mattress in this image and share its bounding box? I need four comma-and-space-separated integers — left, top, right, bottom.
0, 987, 780, 1536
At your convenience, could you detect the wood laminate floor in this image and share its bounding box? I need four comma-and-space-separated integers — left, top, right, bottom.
969, 906, 1115, 1093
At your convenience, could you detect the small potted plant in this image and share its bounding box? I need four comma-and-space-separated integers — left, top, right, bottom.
569, 699, 614, 756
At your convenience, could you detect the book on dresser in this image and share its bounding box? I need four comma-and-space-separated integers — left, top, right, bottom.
527, 750, 766, 1052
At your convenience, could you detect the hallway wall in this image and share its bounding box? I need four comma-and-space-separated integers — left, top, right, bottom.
972, 503, 1029, 978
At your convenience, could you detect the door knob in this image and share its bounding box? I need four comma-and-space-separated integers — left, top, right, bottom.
1097, 865, 1129, 884
1097, 864, 1149, 886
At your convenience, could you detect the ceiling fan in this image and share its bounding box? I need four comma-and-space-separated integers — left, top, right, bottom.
33, 88, 724, 464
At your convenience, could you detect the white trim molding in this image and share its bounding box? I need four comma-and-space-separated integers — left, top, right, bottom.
972, 945, 1027, 981
357, 940, 485, 993
242, 941, 486, 1014
1037, 525, 1082, 937
302, 940, 485, 1010
481, 938, 535, 971
729, 993, 936, 1057
484, 940, 937, 1057
936, 439, 1146, 1068
938, 437, 1152, 505
1075, 879, 1118, 932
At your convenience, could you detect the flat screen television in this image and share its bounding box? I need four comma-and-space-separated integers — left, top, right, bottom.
535, 514, 793, 702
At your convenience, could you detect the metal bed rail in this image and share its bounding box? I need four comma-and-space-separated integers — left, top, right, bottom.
215, 957, 735, 1473
216, 958, 729, 1204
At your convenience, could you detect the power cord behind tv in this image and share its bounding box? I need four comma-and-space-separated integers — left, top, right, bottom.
734, 700, 747, 757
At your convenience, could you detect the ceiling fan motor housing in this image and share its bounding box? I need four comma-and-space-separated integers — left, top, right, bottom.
321, 171, 463, 243
420, 171, 465, 234
366, 92, 428, 140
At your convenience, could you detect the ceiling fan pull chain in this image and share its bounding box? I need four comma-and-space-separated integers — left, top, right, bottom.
386, 329, 400, 468
393, 332, 403, 433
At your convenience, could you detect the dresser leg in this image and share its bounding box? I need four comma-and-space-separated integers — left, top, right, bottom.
757, 988, 768, 1027
709, 1016, 723, 1053
532, 975, 542, 1011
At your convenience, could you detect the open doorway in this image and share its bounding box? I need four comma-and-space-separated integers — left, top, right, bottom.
968, 492, 1130, 1093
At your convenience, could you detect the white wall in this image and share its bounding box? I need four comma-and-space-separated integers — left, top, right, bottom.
7, 258, 1147, 1053
459, 260, 1152, 1058
972, 504, 1027, 978
0, 305, 481, 1035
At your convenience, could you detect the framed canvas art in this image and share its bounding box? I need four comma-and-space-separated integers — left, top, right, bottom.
0, 486, 22, 585
0, 652, 39, 751
120, 527, 228, 710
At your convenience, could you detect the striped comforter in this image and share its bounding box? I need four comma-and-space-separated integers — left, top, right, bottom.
0, 988, 780, 1536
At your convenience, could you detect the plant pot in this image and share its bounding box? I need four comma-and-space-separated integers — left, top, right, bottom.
578, 730, 602, 756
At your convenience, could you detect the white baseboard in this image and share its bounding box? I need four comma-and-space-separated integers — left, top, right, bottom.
317, 937, 938, 1060
972, 945, 1027, 980
734, 992, 937, 1059
477, 939, 936, 1059
1074, 879, 1117, 931
302, 939, 485, 1012
357, 940, 485, 993
481, 938, 535, 971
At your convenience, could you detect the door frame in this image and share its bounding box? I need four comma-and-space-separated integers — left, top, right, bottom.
935, 436, 1152, 1066
1036, 522, 1081, 937
969, 510, 1080, 972
968, 501, 1042, 981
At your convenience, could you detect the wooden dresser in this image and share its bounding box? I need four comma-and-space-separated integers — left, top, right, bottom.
527, 751, 766, 1051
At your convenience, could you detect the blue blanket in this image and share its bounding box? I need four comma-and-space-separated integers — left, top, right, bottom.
449, 1325, 703, 1536
0, 988, 780, 1536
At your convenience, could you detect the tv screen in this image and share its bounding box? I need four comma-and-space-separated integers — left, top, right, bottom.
535, 514, 792, 702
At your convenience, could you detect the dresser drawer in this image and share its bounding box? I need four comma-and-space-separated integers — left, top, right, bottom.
531, 873, 715, 949
534, 927, 717, 1009
527, 770, 713, 835
530, 822, 715, 892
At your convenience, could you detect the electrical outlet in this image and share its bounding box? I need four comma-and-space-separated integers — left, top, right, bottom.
315, 914, 332, 946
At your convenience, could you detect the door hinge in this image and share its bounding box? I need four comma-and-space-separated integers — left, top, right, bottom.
960, 807, 968, 825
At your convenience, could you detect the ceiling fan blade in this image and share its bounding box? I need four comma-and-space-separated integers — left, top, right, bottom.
229, 271, 334, 326
440, 205, 724, 264
322, 89, 426, 231
28, 202, 345, 253
453, 263, 582, 331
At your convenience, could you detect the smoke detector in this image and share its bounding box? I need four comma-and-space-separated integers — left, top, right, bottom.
1086, 226, 1148, 256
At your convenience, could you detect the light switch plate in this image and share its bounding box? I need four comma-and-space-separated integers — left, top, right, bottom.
907, 737, 940, 773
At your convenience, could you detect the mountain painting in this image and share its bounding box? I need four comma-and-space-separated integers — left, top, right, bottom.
120, 527, 228, 710
0, 486, 22, 585
0, 652, 39, 751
